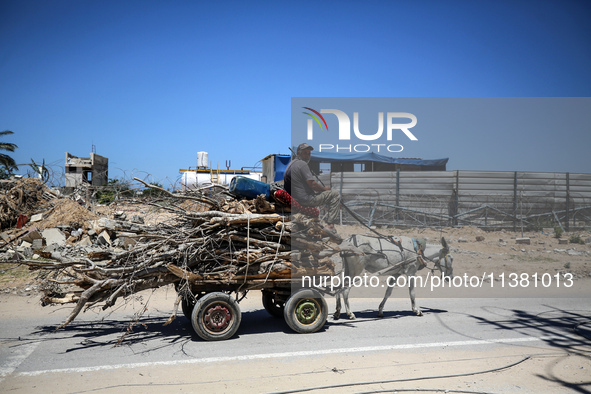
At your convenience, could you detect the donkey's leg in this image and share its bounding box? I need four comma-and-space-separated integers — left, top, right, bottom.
409, 279, 423, 316
333, 290, 342, 320
342, 286, 356, 320
377, 285, 394, 318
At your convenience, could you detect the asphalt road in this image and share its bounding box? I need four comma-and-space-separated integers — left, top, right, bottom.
1, 287, 590, 393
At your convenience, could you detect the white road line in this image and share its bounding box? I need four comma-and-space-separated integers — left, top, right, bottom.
16, 335, 565, 377
0, 342, 40, 381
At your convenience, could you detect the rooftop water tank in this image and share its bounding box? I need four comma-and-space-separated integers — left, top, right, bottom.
197, 152, 208, 168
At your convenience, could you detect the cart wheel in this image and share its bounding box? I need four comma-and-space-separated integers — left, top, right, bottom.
191, 292, 241, 341
284, 289, 328, 334
262, 290, 285, 318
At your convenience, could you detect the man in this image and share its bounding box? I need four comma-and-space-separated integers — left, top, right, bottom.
284, 143, 341, 234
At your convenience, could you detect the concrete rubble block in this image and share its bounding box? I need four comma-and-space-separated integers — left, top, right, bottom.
22, 247, 33, 258
43, 243, 59, 253
30, 213, 44, 223
91, 218, 117, 234
558, 239, 568, 245
32, 238, 43, 250
17, 241, 34, 257
97, 218, 118, 230
77, 235, 93, 247
18, 241, 32, 250
515, 238, 530, 245
97, 230, 112, 246
42, 228, 66, 247
22, 229, 43, 243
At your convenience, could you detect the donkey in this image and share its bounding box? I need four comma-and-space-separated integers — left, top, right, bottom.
333, 234, 453, 320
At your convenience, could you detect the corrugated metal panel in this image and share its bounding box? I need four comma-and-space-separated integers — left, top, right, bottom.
329, 169, 591, 229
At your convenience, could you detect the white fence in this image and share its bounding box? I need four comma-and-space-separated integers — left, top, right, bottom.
326, 170, 591, 231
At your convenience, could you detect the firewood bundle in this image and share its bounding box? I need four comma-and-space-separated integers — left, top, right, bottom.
18, 180, 340, 327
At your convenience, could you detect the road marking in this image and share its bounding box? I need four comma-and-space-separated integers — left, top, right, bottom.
0, 342, 39, 381
16, 335, 566, 377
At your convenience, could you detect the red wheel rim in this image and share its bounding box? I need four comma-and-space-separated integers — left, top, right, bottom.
203, 303, 233, 333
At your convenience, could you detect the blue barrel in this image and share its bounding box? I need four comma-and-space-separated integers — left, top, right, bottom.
229, 176, 271, 200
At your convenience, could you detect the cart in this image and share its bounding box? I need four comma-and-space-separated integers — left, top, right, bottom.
176, 273, 332, 341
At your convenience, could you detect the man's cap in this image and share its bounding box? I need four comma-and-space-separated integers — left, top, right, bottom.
297, 143, 314, 152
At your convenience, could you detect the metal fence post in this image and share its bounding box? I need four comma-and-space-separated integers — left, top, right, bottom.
339, 170, 344, 225
453, 171, 459, 226
395, 169, 400, 223
513, 171, 517, 232
566, 172, 570, 232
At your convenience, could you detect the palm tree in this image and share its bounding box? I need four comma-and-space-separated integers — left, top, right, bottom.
0, 130, 18, 170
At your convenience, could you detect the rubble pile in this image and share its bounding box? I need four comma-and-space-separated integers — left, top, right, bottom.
0, 178, 58, 229
1, 179, 340, 328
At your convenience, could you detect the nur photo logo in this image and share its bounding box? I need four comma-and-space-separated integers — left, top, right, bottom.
302, 107, 418, 153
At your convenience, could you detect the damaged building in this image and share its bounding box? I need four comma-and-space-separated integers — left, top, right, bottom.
65, 152, 109, 190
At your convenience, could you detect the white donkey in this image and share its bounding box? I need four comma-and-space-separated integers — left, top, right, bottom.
334, 234, 453, 320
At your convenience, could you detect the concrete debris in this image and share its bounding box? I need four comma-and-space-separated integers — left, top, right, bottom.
30, 213, 44, 222
42, 228, 66, 247
31, 238, 43, 250
515, 238, 531, 245
567, 249, 583, 256
96, 230, 112, 246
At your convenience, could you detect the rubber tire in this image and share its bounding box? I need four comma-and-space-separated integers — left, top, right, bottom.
262, 290, 286, 318
283, 289, 328, 334
191, 292, 241, 341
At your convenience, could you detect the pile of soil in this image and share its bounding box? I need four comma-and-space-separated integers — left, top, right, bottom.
39, 199, 99, 229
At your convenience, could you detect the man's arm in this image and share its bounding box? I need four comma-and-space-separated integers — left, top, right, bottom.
306, 179, 330, 192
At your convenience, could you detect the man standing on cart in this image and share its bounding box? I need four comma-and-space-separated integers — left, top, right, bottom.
284, 143, 341, 236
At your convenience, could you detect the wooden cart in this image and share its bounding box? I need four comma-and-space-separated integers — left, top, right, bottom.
176, 271, 333, 341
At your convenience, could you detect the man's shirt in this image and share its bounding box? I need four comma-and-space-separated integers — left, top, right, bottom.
284, 159, 316, 205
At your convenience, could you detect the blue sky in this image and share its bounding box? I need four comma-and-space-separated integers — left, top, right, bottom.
1, 1, 590, 188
